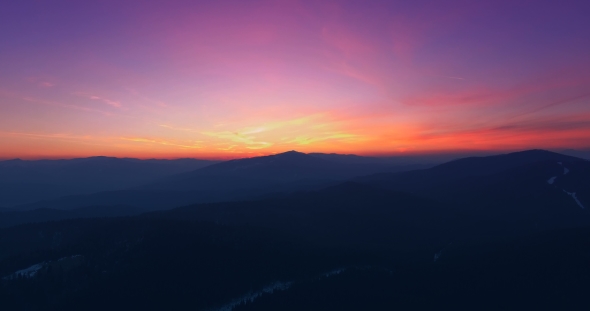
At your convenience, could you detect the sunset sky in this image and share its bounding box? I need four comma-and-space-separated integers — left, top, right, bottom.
1, 0, 589, 159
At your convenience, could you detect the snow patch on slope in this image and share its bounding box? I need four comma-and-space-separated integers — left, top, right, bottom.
557, 162, 570, 175
322, 268, 345, 278
214, 281, 293, 311
213, 267, 350, 311
434, 251, 442, 262
2, 254, 84, 281
564, 190, 585, 209
3, 263, 44, 280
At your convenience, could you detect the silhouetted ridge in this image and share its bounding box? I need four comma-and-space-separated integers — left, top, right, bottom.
430, 149, 583, 177
355, 149, 590, 221
0, 157, 218, 207
208, 150, 324, 167
14, 151, 427, 212
166, 150, 337, 181
279, 150, 305, 156
360, 149, 584, 184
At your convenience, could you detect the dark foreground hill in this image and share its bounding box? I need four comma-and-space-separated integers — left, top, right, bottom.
1, 209, 590, 310
233, 227, 590, 311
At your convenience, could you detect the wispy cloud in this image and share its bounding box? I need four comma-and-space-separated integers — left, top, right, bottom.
19, 96, 114, 116
286, 132, 361, 145
0, 131, 118, 149
0, 131, 89, 140
200, 115, 320, 150
119, 137, 202, 149
26, 77, 56, 88
201, 131, 272, 150
506, 92, 590, 121
125, 87, 169, 108
321, 25, 375, 57
200, 113, 366, 151
158, 124, 201, 133
217, 145, 238, 151
75, 93, 122, 108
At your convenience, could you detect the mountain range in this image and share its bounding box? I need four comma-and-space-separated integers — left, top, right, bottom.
2, 149, 588, 235
9, 151, 427, 211
1, 149, 590, 310
0, 157, 218, 207
144, 150, 589, 249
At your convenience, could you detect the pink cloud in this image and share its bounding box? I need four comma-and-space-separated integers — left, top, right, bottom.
25, 76, 56, 88
321, 25, 375, 57
76, 93, 122, 108
401, 66, 590, 108
21, 96, 114, 116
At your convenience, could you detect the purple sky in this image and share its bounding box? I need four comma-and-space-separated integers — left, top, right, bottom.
1, 0, 589, 159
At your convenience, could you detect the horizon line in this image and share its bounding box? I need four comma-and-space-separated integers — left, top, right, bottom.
1, 147, 589, 162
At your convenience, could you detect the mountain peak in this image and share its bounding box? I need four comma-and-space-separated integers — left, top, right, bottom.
268, 150, 309, 159
276, 150, 305, 156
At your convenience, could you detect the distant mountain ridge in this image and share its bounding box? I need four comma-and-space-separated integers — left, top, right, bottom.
146, 151, 417, 191
559, 148, 590, 160
14, 151, 427, 212
5, 149, 588, 231
0, 157, 218, 207
3, 149, 589, 234
357, 149, 585, 191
